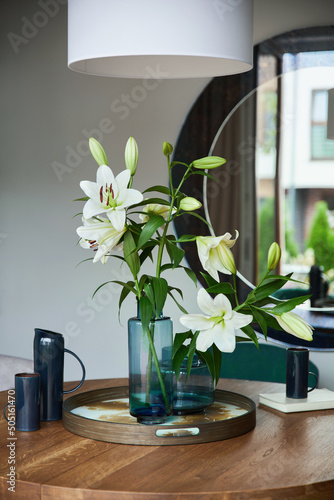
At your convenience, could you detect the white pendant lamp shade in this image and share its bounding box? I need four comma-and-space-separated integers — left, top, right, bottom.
68, 0, 254, 79
327, 88, 334, 139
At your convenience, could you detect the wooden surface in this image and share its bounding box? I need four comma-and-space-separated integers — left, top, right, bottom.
1, 378, 334, 500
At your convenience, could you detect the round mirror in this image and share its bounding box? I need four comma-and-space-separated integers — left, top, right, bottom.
172, 26, 334, 349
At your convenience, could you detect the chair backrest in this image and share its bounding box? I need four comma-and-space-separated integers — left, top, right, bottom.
220, 343, 319, 384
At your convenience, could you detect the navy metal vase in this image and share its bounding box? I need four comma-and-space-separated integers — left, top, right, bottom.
128, 311, 173, 425
33, 329, 86, 421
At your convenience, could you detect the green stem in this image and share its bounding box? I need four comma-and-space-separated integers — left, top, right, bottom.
256, 269, 271, 289
234, 269, 272, 313
145, 323, 154, 405
145, 321, 171, 412
144, 156, 193, 410
155, 162, 192, 279
233, 274, 239, 307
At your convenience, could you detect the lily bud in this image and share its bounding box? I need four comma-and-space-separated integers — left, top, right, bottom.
217, 243, 236, 275
124, 137, 138, 176
163, 141, 173, 157
192, 156, 226, 169
180, 197, 202, 211
89, 138, 108, 166
267, 242, 281, 270
275, 312, 313, 341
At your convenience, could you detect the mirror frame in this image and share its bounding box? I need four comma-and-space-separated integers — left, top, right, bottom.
172, 26, 334, 350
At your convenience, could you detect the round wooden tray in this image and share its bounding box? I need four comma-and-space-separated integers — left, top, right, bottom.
62, 386, 256, 445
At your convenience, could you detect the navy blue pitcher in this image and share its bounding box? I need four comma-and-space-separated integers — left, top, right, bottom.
34, 329, 86, 421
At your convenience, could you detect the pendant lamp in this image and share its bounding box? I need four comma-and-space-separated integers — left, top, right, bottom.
68, 0, 254, 79
327, 88, 334, 139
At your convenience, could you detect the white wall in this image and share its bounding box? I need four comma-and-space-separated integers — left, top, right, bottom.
1, 0, 334, 388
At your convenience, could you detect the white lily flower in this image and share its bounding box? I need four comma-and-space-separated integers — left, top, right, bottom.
80, 165, 143, 232
274, 312, 313, 341
196, 232, 238, 280
139, 203, 176, 224
180, 288, 253, 353
77, 217, 126, 264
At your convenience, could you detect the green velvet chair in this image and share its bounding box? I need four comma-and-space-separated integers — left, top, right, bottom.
272, 288, 311, 300
220, 342, 319, 384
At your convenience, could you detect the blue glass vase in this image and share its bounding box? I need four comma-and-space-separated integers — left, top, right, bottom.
128, 311, 173, 425
173, 354, 214, 415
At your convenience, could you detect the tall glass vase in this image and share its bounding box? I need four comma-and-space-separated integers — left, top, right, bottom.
128, 311, 173, 425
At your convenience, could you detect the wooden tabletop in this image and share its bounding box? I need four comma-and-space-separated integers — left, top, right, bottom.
1, 378, 334, 500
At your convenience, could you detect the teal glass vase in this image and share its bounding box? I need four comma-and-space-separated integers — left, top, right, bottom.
173, 354, 214, 415
128, 311, 173, 425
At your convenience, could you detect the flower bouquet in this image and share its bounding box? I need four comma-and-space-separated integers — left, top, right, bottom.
76, 137, 313, 423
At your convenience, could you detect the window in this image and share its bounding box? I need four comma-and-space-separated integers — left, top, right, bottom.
311, 89, 334, 159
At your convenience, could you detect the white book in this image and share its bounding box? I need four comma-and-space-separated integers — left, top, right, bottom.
259, 388, 334, 413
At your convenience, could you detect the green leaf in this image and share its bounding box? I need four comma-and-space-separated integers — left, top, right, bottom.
123, 231, 140, 277
241, 324, 259, 349
186, 211, 212, 228
190, 170, 218, 182
170, 161, 189, 169
200, 272, 219, 288
168, 285, 183, 299
143, 282, 155, 305
186, 333, 199, 380
248, 278, 293, 303
73, 197, 89, 202
160, 263, 174, 273
139, 295, 154, 334
92, 281, 113, 298
168, 290, 188, 314
75, 257, 94, 268
196, 350, 215, 382
264, 272, 306, 286
143, 185, 171, 196
235, 336, 254, 343
172, 344, 188, 380
93, 280, 137, 300
183, 266, 198, 287
72, 212, 83, 219
206, 282, 235, 295
175, 235, 198, 243
152, 277, 168, 316
137, 215, 165, 250
260, 311, 283, 330
250, 296, 282, 308
212, 344, 222, 386
118, 283, 135, 322
130, 198, 171, 210
269, 294, 312, 314
249, 305, 268, 338
139, 246, 154, 266
173, 331, 192, 357
138, 274, 149, 294
166, 239, 185, 268
107, 280, 137, 295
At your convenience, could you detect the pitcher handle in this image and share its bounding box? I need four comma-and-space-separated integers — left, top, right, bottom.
63, 349, 86, 394
308, 371, 318, 393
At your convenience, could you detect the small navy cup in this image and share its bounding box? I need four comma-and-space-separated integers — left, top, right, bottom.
34, 328, 86, 421
286, 348, 318, 399
3, 373, 40, 431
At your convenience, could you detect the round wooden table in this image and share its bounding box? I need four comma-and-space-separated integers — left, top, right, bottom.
1, 378, 334, 499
